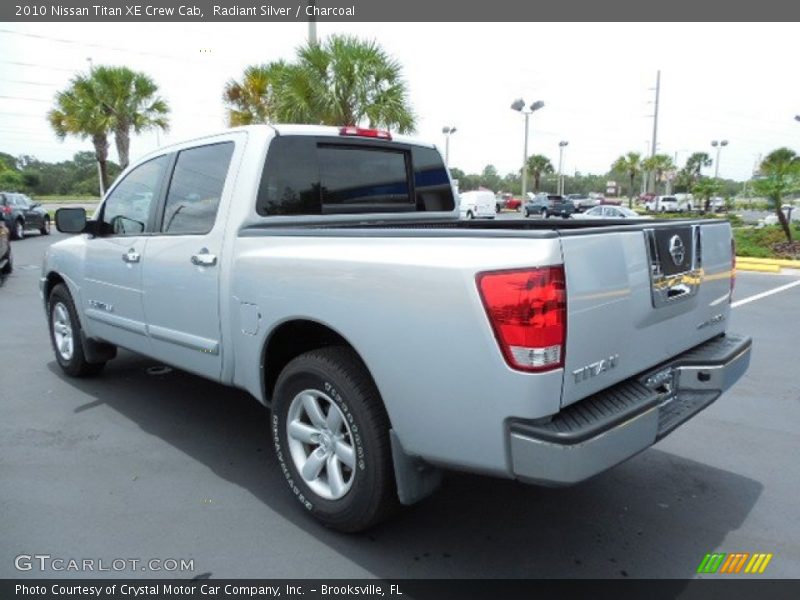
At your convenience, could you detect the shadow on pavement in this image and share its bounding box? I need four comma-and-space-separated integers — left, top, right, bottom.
50, 351, 763, 580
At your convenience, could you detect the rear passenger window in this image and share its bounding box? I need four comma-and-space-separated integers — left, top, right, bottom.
162, 142, 234, 234
318, 145, 412, 213
256, 136, 455, 216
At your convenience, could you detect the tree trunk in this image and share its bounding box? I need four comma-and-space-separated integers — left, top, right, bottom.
704, 198, 711, 214
534, 173, 540, 192
92, 133, 110, 192
776, 205, 793, 242
115, 125, 131, 170
629, 173, 635, 208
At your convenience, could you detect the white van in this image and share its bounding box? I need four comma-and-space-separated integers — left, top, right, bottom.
458, 190, 496, 219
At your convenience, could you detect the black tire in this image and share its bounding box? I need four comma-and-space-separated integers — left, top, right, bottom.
12, 219, 24, 240
466, 211, 474, 220
1, 247, 11, 275
542, 209, 549, 219
272, 346, 397, 532
523, 208, 529, 218
48, 283, 105, 377
40, 216, 51, 235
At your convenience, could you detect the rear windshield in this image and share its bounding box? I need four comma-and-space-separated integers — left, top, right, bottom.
256, 136, 455, 216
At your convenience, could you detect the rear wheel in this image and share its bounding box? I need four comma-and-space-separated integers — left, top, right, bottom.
523, 208, 529, 218
272, 346, 397, 532
40, 216, 51, 235
542, 209, 549, 219
466, 211, 474, 220
48, 284, 105, 377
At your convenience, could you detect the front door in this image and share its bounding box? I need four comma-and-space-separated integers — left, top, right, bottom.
82, 155, 169, 355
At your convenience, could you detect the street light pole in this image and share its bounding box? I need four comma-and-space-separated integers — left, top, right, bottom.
557, 141, 568, 195
711, 139, 729, 179
441, 126, 457, 167
511, 98, 545, 197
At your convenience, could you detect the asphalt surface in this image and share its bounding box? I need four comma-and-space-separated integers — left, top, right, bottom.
1, 231, 798, 580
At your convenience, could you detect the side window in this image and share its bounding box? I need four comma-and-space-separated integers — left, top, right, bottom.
162, 142, 234, 234
318, 144, 412, 213
411, 146, 455, 211
256, 136, 320, 216
102, 156, 168, 235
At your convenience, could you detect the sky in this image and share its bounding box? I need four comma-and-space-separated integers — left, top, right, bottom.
0, 22, 798, 181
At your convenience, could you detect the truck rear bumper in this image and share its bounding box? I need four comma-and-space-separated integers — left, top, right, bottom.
508, 333, 751, 486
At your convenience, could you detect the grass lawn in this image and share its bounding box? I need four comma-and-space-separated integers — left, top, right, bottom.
34, 195, 100, 203
734, 224, 800, 259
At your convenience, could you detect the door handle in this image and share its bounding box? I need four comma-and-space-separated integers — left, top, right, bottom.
191, 249, 217, 267
122, 249, 141, 264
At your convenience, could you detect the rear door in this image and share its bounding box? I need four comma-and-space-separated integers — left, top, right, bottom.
141, 139, 238, 379
558, 221, 733, 407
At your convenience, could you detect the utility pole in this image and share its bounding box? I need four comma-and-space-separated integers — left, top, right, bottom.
647, 70, 661, 193
307, 2, 317, 45
557, 141, 568, 195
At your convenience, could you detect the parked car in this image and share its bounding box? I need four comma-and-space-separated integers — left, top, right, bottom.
638, 192, 656, 206
709, 196, 726, 212
44, 124, 750, 532
565, 193, 594, 212
523, 193, 575, 218
500, 193, 523, 211
0, 192, 51, 239
761, 205, 799, 226
645, 195, 689, 212
459, 190, 496, 220
571, 205, 651, 220
598, 196, 622, 206
0, 221, 12, 276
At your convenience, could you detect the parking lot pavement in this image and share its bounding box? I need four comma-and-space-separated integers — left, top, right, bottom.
1, 233, 798, 579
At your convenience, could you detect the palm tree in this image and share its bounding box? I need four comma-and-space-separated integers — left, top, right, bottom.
611, 152, 641, 208
49, 75, 114, 191
225, 35, 416, 133
525, 155, 554, 192
753, 148, 800, 242
642, 154, 675, 194
692, 177, 722, 214
90, 66, 170, 170
685, 152, 712, 182
223, 62, 288, 126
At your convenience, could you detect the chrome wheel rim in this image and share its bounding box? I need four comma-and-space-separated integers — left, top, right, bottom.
286, 389, 356, 500
16, 222, 23, 238
52, 302, 74, 360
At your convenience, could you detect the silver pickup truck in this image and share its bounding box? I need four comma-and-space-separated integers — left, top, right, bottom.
43, 125, 751, 532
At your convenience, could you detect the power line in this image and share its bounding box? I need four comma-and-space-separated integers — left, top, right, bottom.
0, 59, 77, 73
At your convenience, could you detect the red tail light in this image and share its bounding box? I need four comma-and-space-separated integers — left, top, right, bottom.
730, 238, 736, 301
339, 126, 392, 140
476, 266, 567, 372
1, 206, 11, 214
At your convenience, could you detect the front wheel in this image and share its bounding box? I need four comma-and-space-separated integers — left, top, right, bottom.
40, 216, 51, 235
272, 346, 397, 532
466, 211, 474, 220
48, 284, 105, 377
542, 209, 549, 219
523, 208, 529, 218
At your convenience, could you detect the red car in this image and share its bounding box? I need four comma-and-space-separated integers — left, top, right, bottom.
496, 193, 522, 211
598, 196, 622, 206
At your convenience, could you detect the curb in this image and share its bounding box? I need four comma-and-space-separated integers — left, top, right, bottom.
735, 256, 800, 268
736, 261, 781, 273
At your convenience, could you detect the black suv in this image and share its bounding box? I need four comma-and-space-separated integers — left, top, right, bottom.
0, 192, 51, 239
523, 193, 575, 218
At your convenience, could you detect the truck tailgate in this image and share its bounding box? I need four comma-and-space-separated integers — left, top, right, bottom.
559, 221, 734, 408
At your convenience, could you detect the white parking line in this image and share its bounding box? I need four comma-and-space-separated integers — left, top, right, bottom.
732, 279, 800, 308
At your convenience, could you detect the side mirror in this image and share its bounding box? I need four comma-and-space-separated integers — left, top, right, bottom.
55, 207, 87, 234
31, 202, 41, 208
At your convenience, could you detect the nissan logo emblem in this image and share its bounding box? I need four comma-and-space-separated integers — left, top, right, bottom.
669, 234, 686, 266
